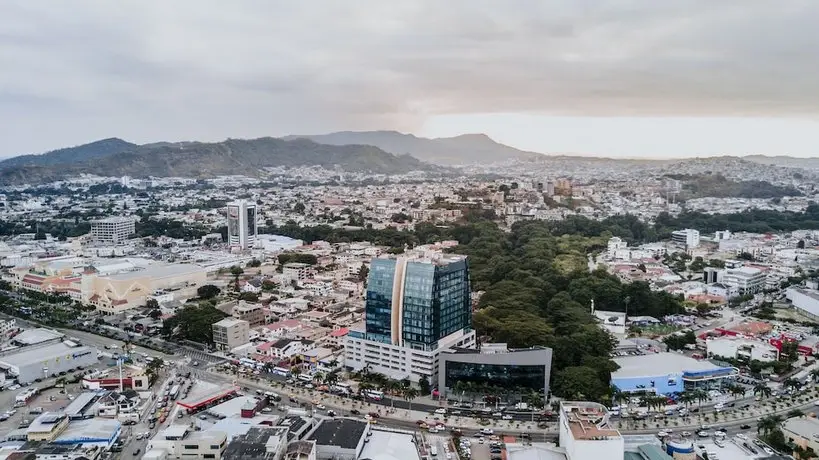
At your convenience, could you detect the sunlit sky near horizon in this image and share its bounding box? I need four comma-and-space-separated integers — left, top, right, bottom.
420, 115, 819, 158
3, 1, 819, 159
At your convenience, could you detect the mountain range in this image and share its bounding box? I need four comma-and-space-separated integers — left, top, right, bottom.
1, 131, 817, 185
0, 137, 433, 185
283, 131, 543, 165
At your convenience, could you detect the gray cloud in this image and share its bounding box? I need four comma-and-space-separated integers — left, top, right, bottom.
2, 0, 819, 156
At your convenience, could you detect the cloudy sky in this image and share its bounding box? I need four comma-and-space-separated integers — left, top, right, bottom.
2, 1, 819, 158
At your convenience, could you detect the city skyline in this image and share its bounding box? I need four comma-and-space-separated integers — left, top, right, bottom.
3, 1, 819, 158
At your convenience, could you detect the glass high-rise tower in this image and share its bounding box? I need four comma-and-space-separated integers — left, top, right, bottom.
364, 255, 472, 350
345, 252, 476, 382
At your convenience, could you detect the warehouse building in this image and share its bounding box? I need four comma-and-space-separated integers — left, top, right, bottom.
0, 341, 97, 384
611, 352, 738, 395
706, 337, 779, 362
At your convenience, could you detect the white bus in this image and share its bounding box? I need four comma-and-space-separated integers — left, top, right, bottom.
332, 383, 351, 394
297, 374, 313, 383
364, 389, 384, 401
272, 366, 289, 377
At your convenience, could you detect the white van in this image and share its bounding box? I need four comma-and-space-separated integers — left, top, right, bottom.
430, 446, 438, 457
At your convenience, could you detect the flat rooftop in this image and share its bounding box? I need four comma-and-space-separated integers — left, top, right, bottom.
783, 416, 819, 437
53, 418, 120, 444
12, 328, 64, 345
612, 352, 731, 379
359, 429, 420, 460
307, 419, 367, 450
207, 396, 260, 418
561, 402, 620, 441
177, 382, 237, 410
106, 263, 203, 281
0, 342, 92, 368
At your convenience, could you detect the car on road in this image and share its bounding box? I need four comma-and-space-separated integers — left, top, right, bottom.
739, 424, 751, 430
434, 408, 447, 414
133, 448, 141, 456
350, 409, 361, 415
697, 431, 710, 437
367, 412, 380, 418
736, 433, 748, 441
316, 404, 326, 410
501, 414, 513, 420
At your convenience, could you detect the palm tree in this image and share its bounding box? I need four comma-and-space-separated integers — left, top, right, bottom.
757, 415, 782, 435
385, 380, 402, 410
678, 391, 695, 408
325, 370, 340, 388
693, 389, 708, 410
453, 381, 466, 403
312, 372, 326, 387
404, 387, 419, 412
609, 385, 626, 409
753, 382, 773, 399
290, 366, 302, 379
783, 378, 802, 392
788, 409, 805, 418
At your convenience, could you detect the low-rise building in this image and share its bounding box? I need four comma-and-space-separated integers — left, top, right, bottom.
213, 318, 250, 351
146, 425, 228, 459
706, 337, 779, 362
721, 267, 766, 296
782, 416, 819, 455
559, 401, 623, 460
233, 301, 266, 327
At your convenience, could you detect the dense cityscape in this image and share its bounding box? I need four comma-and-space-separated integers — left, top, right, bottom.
0, 153, 819, 460
4, 2, 819, 460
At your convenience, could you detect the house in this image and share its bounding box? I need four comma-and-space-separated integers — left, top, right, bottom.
257, 338, 315, 360
241, 278, 263, 294
96, 390, 140, 417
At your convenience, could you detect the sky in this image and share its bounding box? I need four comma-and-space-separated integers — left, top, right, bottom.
2, 1, 819, 159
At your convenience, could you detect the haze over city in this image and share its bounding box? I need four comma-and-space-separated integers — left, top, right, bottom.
3, 1, 819, 158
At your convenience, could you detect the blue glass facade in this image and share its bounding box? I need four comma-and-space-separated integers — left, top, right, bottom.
365, 259, 397, 344
364, 257, 471, 348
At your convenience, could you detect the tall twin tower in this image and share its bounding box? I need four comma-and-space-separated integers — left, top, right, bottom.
227, 200, 258, 250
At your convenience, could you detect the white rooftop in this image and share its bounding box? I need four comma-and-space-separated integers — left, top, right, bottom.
12, 328, 64, 345
506, 443, 567, 460
206, 396, 259, 418
105, 263, 203, 281
359, 429, 420, 460
612, 352, 729, 379
0, 342, 92, 368
54, 418, 120, 443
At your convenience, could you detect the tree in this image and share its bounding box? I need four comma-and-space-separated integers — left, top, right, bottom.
753, 382, 772, 400
161, 304, 228, 344
357, 264, 369, 283
246, 258, 262, 268
238, 292, 259, 302
197, 284, 221, 300
757, 415, 782, 435
293, 202, 306, 214
404, 387, 419, 412
780, 340, 800, 363
146, 358, 165, 383
418, 376, 432, 395
149, 309, 162, 320
553, 366, 606, 400
146, 298, 160, 310
798, 239, 806, 249
230, 266, 244, 278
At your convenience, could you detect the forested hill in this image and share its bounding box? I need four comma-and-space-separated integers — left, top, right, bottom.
0, 137, 435, 184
